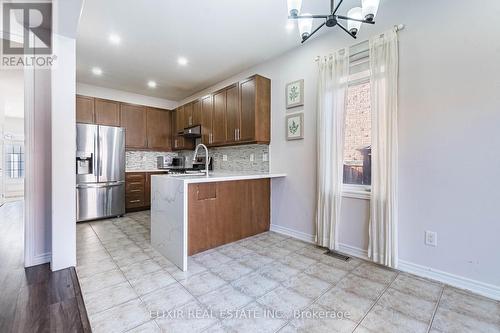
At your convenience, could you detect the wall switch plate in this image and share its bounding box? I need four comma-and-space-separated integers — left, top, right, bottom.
223, 154, 228, 161
425, 231, 437, 247
250, 154, 255, 162
263, 153, 269, 162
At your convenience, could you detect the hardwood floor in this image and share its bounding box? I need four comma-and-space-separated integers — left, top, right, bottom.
0, 201, 90, 333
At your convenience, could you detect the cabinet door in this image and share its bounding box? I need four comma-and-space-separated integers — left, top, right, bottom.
201, 95, 213, 145
147, 108, 172, 151
120, 103, 147, 149
184, 102, 193, 127
225, 84, 240, 143
76, 95, 95, 124
95, 98, 120, 126
175, 106, 184, 133
188, 183, 216, 255
239, 77, 256, 142
212, 89, 226, 145
215, 181, 245, 245
192, 99, 201, 126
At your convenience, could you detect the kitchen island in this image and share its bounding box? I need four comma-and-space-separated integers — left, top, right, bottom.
150, 172, 286, 271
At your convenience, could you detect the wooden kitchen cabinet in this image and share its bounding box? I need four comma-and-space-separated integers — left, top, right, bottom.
95, 98, 120, 126
126, 171, 168, 211
183, 102, 193, 128
187, 179, 270, 255
201, 95, 213, 145
187, 74, 270, 148
120, 103, 148, 149
225, 84, 240, 144
125, 173, 146, 210
212, 88, 227, 145
147, 108, 172, 151
76, 95, 95, 124
192, 99, 201, 126
175, 106, 184, 133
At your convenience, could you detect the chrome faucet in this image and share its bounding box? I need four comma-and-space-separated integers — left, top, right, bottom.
193, 143, 209, 177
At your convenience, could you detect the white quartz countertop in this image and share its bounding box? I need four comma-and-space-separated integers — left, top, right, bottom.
151, 172, 286, 184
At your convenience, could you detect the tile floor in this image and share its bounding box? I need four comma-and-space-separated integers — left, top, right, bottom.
76, 211, 500, 333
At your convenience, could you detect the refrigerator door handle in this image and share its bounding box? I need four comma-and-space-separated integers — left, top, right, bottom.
77, 181, 124, 189
93, 130, 99, 178
98, 129, 103, 177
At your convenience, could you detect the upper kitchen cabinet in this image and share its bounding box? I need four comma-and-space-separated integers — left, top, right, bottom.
183, 102, 193, 128
225, 84, 240, 144
192, 99, 201, 126
201, 95, 213, 145
94, 98, 120, 126
239, 75, 270, 144
168, 74, 270, 149
175, 105, 184, 134
120, 103, 148, 149
212, 87, 228, 145
147, 108, 172, 151
76, 95, 95, 124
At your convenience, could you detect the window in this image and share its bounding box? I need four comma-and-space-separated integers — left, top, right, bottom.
5, 144, 25, 179
343, 81, 371, 187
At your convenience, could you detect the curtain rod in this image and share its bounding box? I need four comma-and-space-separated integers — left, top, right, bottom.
314, 24, 405, 62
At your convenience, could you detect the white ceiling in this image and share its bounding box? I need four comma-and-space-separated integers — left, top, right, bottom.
76, 0, 370, 101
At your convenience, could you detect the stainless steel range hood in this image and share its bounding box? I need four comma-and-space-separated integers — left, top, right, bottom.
183, 125, 201, 138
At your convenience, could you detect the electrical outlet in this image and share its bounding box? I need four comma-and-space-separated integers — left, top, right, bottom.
425, 231, 437, 247
223, 154, 228, 161
263, 153, 269, 162
250, 154, 255, 162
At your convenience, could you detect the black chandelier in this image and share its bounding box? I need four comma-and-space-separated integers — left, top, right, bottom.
287, 0, 380, 43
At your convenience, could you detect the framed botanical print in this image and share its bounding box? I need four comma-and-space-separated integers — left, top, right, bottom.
286, 79, 304, 109
286, 113, 304, 140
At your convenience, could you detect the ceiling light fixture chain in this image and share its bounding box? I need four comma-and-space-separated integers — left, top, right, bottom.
287, 0, 380, 43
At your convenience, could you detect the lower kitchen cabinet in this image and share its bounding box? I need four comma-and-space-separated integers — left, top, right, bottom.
126, 171, 168, 212
187, 178, 270, 255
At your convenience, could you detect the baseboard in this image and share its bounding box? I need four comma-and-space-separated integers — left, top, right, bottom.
398, 260, 500, 301
27, 252, 51, 267
338, 243, 369, 260
270, 225, 500, 301
269, 224, 315, 244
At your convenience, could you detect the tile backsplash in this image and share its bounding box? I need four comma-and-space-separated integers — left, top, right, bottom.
180, 144, 269, 173
126, 144, 270, 172
126, 151, 178, 170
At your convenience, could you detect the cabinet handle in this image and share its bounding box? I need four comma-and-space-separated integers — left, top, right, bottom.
234, 129, 237, 141
237, 129, 240, 141
189, 116, 192, 125
129, 189, 141, 193
129, 200, 141, 203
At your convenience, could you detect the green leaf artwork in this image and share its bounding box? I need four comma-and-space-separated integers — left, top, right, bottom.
289, 119, 299, 135
289, 85, 299, 102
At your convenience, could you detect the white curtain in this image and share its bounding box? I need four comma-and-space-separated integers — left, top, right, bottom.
316, 49, 349, 250
368, 29, 399, 268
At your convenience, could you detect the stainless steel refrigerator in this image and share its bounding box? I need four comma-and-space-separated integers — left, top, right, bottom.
76, 124, 125, 222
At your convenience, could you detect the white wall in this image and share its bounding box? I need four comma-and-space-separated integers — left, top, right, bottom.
77, 83, 178, 109
50, 0, 84, 271
179, 0, 500, 296
51, 34, 77, 271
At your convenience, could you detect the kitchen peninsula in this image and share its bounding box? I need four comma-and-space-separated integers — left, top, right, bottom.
150, 172, 286, 270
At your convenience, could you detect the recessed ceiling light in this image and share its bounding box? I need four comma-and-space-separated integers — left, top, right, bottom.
108, 34, 121, 45
92, 67, 103, 76
286, 22, 295, 31
147, 80, 157, 88
177, 57, 188, 66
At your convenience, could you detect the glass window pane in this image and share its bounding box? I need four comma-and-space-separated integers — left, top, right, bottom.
343, 82, 372, 186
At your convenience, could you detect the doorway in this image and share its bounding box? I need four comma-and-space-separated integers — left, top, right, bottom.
0, 39, 26, 249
